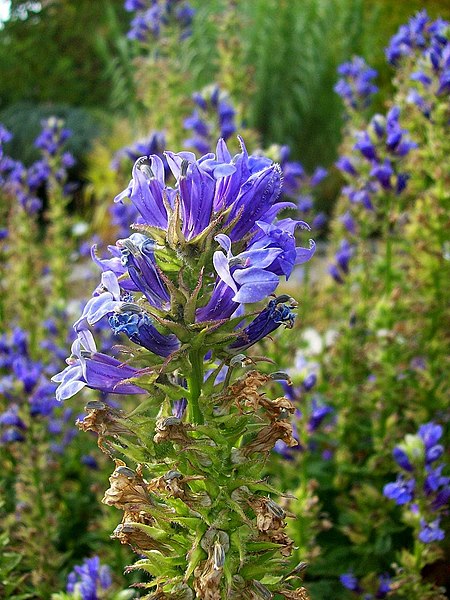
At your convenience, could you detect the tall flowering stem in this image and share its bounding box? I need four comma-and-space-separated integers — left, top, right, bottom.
54, 138, 315, 598
36, 117, 76, 304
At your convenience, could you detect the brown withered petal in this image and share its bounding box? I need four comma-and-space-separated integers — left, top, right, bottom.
193, 556, 222, 600
279, 587, 311, 600
121, 510, 154, 526
148, 471, 211, 508
219, 370, 271, 412
111, 521, 169, 554
242, 420, 298, 456
258, 396, 295, 421
249, 496, 286, 533
102, 460, 152, 510
153, 416, 193, 445
76, 402, 134, 454
193, 530, 230, 600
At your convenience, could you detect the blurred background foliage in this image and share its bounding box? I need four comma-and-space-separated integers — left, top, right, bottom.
1, 0, 449, 174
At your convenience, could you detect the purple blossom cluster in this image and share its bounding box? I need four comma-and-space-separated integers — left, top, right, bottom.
276, 145, 328, 232
0, 119, 75, 219
274, 353, 335, 460
328, 238, 354, 284
0, 326, 73, 448
184, 86, 237, 155
111, 130, 167, 171
111, 131, 168, 237
125, 0, 195, 42
66, 556, 112, 600
35, 117, 72, 160
386, 11, 449, 117
336, 106, 417, 210
53, 138, 315, 402
334, 56, 379, 111
340, 572, 391, 599
383, 422, 449, 544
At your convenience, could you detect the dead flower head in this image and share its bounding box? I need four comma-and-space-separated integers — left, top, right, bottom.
102, 460, 152, 510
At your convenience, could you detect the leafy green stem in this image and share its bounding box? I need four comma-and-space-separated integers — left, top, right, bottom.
187, 349, 205, 425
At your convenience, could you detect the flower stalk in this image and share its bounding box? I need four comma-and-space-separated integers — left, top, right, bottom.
54, 138, 315, 598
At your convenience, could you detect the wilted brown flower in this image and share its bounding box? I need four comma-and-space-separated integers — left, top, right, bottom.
279, 587, 311, 600
111, 520, 170, 554
249, 496, 287, 533
244, 495, 294, 555
76, 400, 134, 454
153, 416, 193, 445
258, 396, 295, 422
219, 370, 271, 412
148, 470, 211, 508
242, 420, 298, 456
102, 460, 152, 510
193, 529, 230, 600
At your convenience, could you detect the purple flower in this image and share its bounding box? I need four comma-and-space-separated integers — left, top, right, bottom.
52, 331, 145, 401
311, 212, 327, 230
0, 124, 12, 144
418, 517, 445, 543
340, 572, 361, 592
386, 11, 448, 65
228, 296, 296, 352
81, 455, 99, 469
393, 446, 413, 471
29, 382, 59, 417
339, 211, 356, 234
109, 310, 179, 357
328, 264, 344, 284
1, 428, 25, 443
302, 373, 317, 392
418, 422, 443, 449
354, 132, 377, 161
184, 87, 237, 153
336, 156, 358, 176
66, 556, 112, 599
335, 56, 378, 109
126, 1, 194, 43
118, 233, 170, 308
35, 117, 71, 156
383, 475, 415, 505
0, 405, 26, 429
310, 166, 328, 186
370, 160, 393, 189
376, 574, 391, 598
308, 398, 333, 432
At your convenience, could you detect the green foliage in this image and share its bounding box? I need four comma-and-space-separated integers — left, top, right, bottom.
0, 0, 128, 109
262, 19, 450, 597
0, 102, 101, 168
240, 0, 373, 169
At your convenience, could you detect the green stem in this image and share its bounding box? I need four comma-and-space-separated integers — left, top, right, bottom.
187, 349, 204, 425
384, 194, 393, 298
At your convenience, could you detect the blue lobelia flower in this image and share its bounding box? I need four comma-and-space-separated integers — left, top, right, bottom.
383, 475, 415, 505
0, 405, 26, 429
335, 56, 378, 110
117, 233, 170, 308
418, 517, 445, 543
52, 330, 144, 401
308, 398, 333, 433
340, 572, 362, 592
228, 296, 296, 352
66, 555, 112, 600
109, 310, 179, 357
392, 445, 413, 472
418, 422, 443, 451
